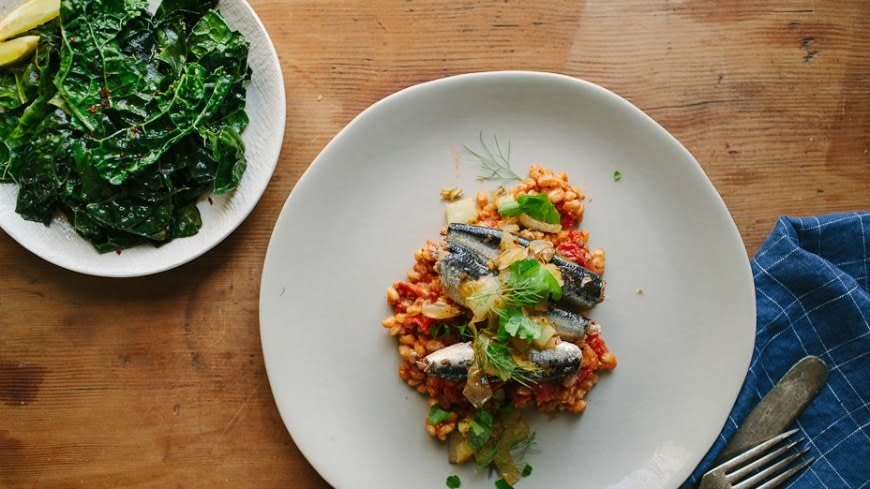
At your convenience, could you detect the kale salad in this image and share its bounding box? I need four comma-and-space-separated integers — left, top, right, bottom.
0, 0, 251, 253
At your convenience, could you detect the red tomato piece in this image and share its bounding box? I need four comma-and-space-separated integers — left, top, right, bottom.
410, 314, 434, 334
586, 335, 608, 357
396, 281, 426, 298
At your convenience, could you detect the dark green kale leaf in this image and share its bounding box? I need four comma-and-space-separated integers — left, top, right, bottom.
11, 109, 74, 223
204, 124, 246, 195
0, 72, 18, 180
55, 0, 152, 132
0, 21, 61, 181
0, 0, 251, 252
155, 0, 219, 27
90, 62, 236, 185
0, 72, 24, 111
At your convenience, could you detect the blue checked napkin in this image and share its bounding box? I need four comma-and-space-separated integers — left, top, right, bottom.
682, 211, 870, 488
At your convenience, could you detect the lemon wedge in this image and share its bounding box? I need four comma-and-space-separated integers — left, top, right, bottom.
0, 0, 60, 42
0, 35, 39, 67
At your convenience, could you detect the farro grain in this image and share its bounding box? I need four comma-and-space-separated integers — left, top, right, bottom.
386, 287, 399, 303
399, 334, 416, 345
548, 189, 565, 203
600, 352, 617, 369
385, 165, 617, 441
563, 199, 582, 212
425, 339, 445, 353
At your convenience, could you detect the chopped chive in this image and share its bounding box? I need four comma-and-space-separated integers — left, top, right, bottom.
522, 464, 533, 477
497, 199, 522, 217
446, 474, 461, 488
430, 323, 448, 338
613, 170, 622, 182
455, 324, 473, 340
495, 480, 514, 489
428, 405, 452, 425
469, 409, 495, 448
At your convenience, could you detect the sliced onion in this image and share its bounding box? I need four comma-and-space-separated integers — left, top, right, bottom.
519, 213, 562, 233
533, 321, 557, 349
495, 194, 516, 209
499, 229, 520, 250
543, 263, 564, 286
461, 275, 502, 323
422, 300, 462, 319
496, 246, 528, 270
528, 239, 555, 263
499, 223, 520, 234
463, 365, 493, 408
445, 198, 478, 224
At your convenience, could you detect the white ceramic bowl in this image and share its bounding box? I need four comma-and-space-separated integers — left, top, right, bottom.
0, 0, 285, 277
260, 72, 754, 489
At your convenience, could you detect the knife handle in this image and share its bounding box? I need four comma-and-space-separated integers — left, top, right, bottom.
715, 355, 829, 464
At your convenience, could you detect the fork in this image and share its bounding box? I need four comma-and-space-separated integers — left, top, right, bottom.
699, 429, 815, 489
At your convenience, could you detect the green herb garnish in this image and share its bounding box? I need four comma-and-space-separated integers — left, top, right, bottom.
472, 334, 538, 385
613, 170, 622, 181
0, 0, 251, 252
455, 324, 474, 340
522, 464, 533, 477
466, 259, 563, 317
446, 475, 461, 488
497, 307, 542, 342
498, 193, 561, 225
511, 432, 536, 453
504, 259, 563, 306
469, 409, 495, 448
495, 480, 514, 489
465, 131, 520, 182
432, 323, 474, 340
428, 405, 453, 425
430, 323, 449, 338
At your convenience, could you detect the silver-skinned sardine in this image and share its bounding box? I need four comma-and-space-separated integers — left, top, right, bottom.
527, 341, 583, 379
420, 341, 582, 381
418, 342, 474, 380
438, 244, 491, 305
445, 223, 605, 310
438, 240, 599, 341
543, 305, 596, 341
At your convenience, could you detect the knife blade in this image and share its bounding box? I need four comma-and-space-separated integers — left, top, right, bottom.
714, 355, 829, 464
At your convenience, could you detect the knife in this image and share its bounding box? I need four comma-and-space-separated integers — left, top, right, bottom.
714, 355, 829, 464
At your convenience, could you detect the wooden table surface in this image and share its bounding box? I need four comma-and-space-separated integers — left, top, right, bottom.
1, 1, 867, 487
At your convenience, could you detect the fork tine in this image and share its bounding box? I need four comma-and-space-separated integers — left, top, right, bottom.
753, 457, 815, 489
726, 440, 800, 482
711, 429, 799, 472
733, 447, 811, 489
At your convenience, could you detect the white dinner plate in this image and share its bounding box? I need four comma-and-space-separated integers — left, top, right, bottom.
260, 72, 755, 489
0, 0, 285, 277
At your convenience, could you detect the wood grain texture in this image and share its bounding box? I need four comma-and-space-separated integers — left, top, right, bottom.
0, 1, 867, 487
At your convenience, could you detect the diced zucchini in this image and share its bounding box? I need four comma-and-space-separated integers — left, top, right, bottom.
447, 431, 476, 464
496, 195, 517, 210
